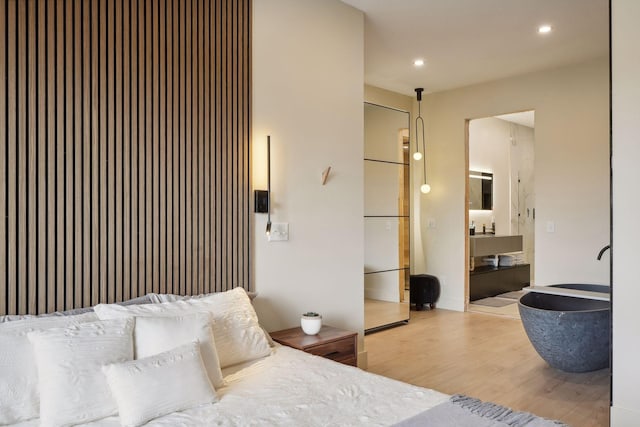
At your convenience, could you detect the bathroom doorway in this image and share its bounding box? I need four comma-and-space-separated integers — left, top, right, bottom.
466, 111, 535, 317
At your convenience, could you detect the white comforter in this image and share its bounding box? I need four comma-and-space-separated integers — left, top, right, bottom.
14, 345, 449, 426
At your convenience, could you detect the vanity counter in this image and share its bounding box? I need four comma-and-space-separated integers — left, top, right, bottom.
469, 234, 523, 257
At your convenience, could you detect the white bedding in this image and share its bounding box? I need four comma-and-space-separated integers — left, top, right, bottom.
13, 345, 448, 426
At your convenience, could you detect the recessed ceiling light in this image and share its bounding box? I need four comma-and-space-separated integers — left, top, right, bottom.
538, 25, 552, 34
413, 59, 425, 67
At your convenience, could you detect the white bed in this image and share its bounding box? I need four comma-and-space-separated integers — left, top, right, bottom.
11, 345, 447, 427
2, 289, 564, 427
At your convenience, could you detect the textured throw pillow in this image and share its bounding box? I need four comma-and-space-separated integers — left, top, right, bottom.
103, 342, 217, 427
0, 312, 99, 424
148, 289, 258, 303
27, 318, 134, 427
134, 313, 225, 388
95, 287, 271, 368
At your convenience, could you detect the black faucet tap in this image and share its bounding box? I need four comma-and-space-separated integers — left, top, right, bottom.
597, 245, 611, 260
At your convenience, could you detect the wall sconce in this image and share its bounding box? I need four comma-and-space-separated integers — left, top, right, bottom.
415, 88, 431, 194
254, 135, 272, 235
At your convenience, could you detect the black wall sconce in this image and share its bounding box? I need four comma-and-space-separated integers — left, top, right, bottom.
254, 135, 272, 235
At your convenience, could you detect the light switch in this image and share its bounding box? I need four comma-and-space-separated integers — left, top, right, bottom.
427, 218, 436, 229
268, 223, 289, 242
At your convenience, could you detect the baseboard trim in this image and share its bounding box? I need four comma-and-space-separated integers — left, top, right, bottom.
357, 350, 368, 369
436, 296, 465, 312
611, 405, 639, 426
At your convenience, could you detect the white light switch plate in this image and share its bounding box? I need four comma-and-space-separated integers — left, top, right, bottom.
427, 218, 436, 228
546, 221, 555, 233
268, 223, 289, 241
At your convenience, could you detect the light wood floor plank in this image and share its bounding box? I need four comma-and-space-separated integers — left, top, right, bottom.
364, 309, 609, 427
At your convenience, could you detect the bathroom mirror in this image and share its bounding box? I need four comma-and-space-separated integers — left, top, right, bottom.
469, 170, 493, 210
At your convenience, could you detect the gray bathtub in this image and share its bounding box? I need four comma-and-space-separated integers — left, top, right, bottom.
518, 284, 610, 373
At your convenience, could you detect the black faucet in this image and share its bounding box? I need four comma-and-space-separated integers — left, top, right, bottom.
597, 245, 610, 260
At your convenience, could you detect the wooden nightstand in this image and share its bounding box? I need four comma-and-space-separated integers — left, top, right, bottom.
270, 325, 358, 367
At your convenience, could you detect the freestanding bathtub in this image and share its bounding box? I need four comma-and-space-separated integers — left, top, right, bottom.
518, 284, 610, 373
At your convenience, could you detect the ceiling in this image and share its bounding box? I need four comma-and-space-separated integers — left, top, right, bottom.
341, 0, 609, 96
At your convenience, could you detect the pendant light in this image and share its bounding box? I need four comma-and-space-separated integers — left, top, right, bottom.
415, 88, 431, 194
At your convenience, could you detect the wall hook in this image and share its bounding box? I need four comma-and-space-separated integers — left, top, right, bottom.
321, 166, 332, 185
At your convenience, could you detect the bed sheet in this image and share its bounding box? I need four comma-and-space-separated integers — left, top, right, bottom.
13, 345, 449, 426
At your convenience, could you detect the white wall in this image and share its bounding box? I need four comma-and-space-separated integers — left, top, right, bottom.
421, 58, 609, 311
252, 0, 364, 346
611, 0, 640, 424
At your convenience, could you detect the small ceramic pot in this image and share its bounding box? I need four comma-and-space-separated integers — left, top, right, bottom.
301, 313, 322, 335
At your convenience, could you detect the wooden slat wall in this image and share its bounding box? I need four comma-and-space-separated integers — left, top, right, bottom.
0, 0, 252, 316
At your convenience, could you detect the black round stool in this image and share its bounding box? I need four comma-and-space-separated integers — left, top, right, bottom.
410, 274, 441, 310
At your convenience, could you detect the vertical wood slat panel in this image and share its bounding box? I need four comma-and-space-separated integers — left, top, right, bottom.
152, 0, 159, 295
27, 0, 38, 313
244, 0, 251, 287
179, 0, 186, 297
214, 0, 222, 291
64, 0, 73, 310
114, 0, 123, 304
0, 0, 6, 315
55, 0, 63, 310
106, 0, 115, 303
1, 0, 251, 315
185, 0, 192, 297
203, 0, 210, 293
7, 0, 17, 314
130, 0, 138, 301
197, 0, 204, 295
82, 0, 91, 308
90, 0, 99, 307
159, 0, 166, 295
231, 0, 238, 289
172, 0, 180, 294
148, 0, 160, 292
144, 0, 152, 295
17, 0, 27, 314
122, 0, 130, 301
218, 0, 225, 290
193, 0, 200, 296
166, 0, 173, 295
46, 0, 56, 313
73, 0, 82, 309
99, 0, 107, 305
137, 0, 145, 298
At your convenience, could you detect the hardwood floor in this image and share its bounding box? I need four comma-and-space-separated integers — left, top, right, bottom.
364, 309, 610, 427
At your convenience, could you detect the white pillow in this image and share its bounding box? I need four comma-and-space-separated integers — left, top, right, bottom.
27, 318, 134, 427
95, 287, 271, 368
0, 312, 98, 424
134, 313, 225, 388
103, 341, 217, 427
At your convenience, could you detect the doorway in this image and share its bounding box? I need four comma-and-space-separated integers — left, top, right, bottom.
467, 111, 535, 317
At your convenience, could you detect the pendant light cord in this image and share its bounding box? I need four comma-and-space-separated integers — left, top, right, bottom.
415, 96, 428, 186
415, 87, 428, 191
